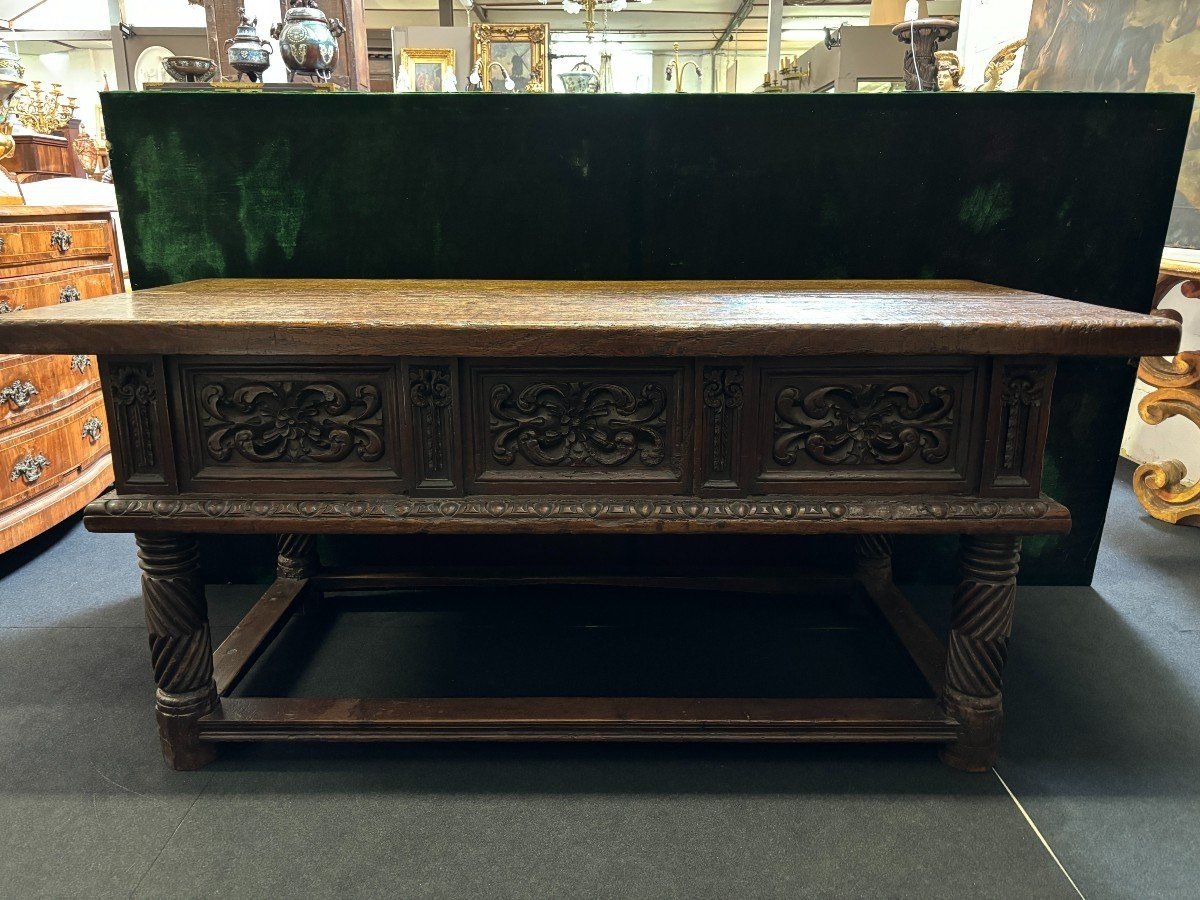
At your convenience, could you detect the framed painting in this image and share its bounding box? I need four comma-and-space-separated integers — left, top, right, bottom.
472, 23, 549, 93
400, 47, 455, 93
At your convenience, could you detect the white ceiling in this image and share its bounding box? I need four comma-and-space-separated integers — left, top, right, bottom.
366, 0, 899, 52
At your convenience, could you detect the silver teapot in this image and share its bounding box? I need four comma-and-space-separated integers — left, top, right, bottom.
271, 0, 345, 83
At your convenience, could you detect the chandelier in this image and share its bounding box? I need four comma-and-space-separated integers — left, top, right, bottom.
12, 81, 76, 135
540, 0, 640, 39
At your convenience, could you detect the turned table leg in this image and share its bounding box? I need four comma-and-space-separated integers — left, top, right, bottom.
854, 534, 893, 584
940, 534, 1021, 772
277, 533, 319, 580
136, 533, 218, 771
277, 533, 321, 615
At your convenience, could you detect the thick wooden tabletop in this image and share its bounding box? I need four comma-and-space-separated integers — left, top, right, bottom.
0, 278, 1179, 357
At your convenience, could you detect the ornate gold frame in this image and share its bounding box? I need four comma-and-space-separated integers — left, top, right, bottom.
471, 23, 549, 93
400, 47, 455, 93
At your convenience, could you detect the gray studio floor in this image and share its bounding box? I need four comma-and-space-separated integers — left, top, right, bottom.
0, 459, 1197, 899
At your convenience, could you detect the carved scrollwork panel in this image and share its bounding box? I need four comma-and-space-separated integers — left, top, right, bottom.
198, 380, 384, 464
177, 363, 400, 488
773, 382, 955, 467
759, 364, 977, 491
491, 381, 667, 468
471, 365, 687, 489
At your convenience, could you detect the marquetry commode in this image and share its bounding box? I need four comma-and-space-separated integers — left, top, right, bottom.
0, 278, 1178, 771
0, 205, 121, 553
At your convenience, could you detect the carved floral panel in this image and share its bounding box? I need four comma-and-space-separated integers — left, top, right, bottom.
761, 364, 976, 486
470, 364, 686, 489
176, 363, 400, 486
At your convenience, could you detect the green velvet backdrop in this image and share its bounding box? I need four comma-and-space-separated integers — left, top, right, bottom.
101, 91, 1190, 585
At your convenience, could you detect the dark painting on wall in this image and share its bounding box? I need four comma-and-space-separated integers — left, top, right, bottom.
1020, 0, 1200, 248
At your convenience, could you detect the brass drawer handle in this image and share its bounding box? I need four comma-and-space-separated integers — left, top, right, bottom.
50, 227, 72, 252
0, 379, 38, 409
59, 284, 81, 303
0, 299, 24, 314
10, 451, 50, 484
82, 416, 103, 443
0, 236, 6, 251
70, 354, 92, 373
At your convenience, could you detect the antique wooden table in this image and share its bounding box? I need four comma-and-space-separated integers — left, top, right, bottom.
0, 278, 1178, 771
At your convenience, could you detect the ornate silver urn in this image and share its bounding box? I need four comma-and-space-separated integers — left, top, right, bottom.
225, 9, 272, 83
271, 0, 345, 84
0, 36, 27, 109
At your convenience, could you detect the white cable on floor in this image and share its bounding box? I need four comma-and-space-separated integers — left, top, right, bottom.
993, 767, 1087, 900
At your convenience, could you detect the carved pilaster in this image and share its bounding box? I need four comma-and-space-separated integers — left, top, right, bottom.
981, 359, 1055, 497
700, 365, 744, 490
409, 363, 459, 493
940, 534, 1021, 772
102, 356, 177, 492
277, 533, 319, 580
136, 533, 216, 770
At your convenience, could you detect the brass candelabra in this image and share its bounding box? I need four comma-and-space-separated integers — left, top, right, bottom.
12, 81, 76, 135
664, 42, 701, 94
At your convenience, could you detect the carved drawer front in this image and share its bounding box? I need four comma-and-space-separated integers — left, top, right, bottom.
0, 392, 108, 513
0, 218, 114, 267
173, 361, 402, 492
0, 353, 99, 428
467, 362, 690, 494
0, 264, 118, 315
758, 359, 982, 494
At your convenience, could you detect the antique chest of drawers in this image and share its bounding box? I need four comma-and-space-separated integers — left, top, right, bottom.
0, 205, 119, 552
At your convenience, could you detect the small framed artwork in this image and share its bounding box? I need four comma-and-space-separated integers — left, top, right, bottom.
472, 23, 549, 93
400, 47, 455, 93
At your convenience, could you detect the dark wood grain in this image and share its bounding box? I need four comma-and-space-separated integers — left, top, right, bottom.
0, 278, 1179, 357
212, 577, 308, 697
198, 696, 960, 743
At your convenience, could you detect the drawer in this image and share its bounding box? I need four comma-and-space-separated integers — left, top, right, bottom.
466, 361, 690, 494
0, 218, 114, 267
0, 263, 118, 315
172, 359, 403, 493
0, 353, 99, 428
756, 358, 985, 495
0, 392, 108, 514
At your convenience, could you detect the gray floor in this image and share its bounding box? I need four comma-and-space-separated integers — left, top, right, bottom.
0, 460, 1196, 899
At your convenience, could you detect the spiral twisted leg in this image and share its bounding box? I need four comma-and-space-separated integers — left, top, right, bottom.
137, 533, 217, 770
277, 533, 319, 580
854, 534, 893, 582
939, 534, 1021, 772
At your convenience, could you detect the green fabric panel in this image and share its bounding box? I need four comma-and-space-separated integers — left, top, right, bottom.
101, 91, 1191, 585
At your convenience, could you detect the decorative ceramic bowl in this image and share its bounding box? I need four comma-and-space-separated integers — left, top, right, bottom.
162, 56, 217, 83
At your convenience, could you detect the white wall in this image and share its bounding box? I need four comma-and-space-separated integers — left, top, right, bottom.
955, 0, 1032, 91
14, 47, 108, 135
123, 0, 205, 28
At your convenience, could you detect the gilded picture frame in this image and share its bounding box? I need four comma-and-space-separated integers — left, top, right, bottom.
400, 47, 455, 93
472, 23, 549, 93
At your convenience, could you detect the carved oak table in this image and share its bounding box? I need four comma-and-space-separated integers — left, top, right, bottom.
0, 279, 1178, 771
